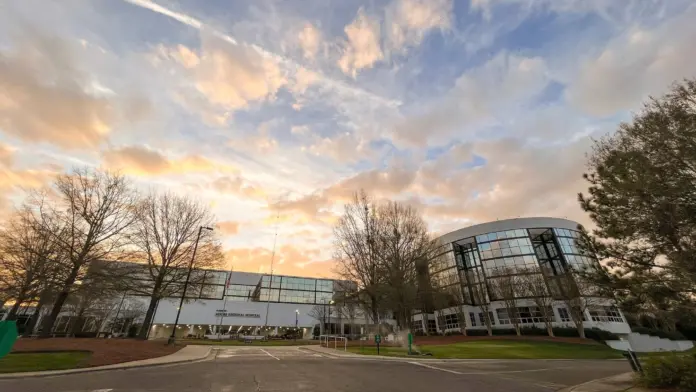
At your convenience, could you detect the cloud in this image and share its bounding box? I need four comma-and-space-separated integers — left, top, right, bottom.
0, 23, 148, 149
211, 176, 266, 199
298, 23, 322, 60
163, 34, 287, 114
338, 8, 384, 77
270, 164, 418, 222
566, 4, 696, 116
216, 220, 240, 236
224, 244, 334, 277
393, 52, 550, 146
103, 146, 236, 176
0, 144, 58, 210
386, 0, 452, 53
304, 131, 374, 164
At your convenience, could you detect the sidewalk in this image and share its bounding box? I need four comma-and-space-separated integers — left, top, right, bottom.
560, 372, 647, 392
0, 345, 212, 379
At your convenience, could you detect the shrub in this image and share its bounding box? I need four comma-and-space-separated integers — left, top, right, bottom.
584, 328, 619, 342
520, 326, 547, 336
465, 329, 489, 336
632, 326, 687, 340
491, 328, 516, 336
639, 354, 696, 391
551, 327, 579, 337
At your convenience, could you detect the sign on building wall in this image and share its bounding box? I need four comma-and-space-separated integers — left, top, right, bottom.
215, 310, 261, 318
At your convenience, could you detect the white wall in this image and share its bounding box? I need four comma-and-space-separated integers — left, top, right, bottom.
607, 333, 694, 352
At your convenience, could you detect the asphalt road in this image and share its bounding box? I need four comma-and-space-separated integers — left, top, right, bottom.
0, 347, 631, 392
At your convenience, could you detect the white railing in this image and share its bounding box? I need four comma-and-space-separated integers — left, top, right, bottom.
319, 335, 347, 351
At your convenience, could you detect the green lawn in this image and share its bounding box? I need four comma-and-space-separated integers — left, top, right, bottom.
347, 340, 624, 359
0, 352, 91, 373
182, 339, 317, 346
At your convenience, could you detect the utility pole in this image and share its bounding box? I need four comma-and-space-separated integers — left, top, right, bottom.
168, 226, 213, 345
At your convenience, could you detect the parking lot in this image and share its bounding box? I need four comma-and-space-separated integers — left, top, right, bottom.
0, 346, 632, 392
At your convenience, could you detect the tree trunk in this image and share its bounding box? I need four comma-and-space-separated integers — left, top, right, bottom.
7, 299, 24, 320
67, 306, 87, 337
22, 295, 48, 337
545, 321, 554, 337
138, 294, 160, 340
40, 267, 80, 337
39, 289, 70, 337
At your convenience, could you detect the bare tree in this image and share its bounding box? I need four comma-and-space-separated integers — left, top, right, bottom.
518, 268, 556, 337
0, 205, 64, 321
35, 168, 137, 337
308, 304, 328, 335
333, 191, 382, 326
469, 280, 493, 336
488, 267, 522, 336
334, 191, 442, 332
373, 200, 440, 329
335, 283, 360, 335
553, 268, 600, 339
124, 192, 223, 339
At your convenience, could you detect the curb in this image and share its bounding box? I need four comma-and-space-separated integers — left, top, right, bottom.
557, 372, 635, 392
0, 347, 213, 380
300, 346, 623, 363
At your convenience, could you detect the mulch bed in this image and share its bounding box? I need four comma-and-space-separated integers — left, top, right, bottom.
11, 338, 183, 367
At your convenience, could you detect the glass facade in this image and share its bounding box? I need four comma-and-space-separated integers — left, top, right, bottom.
255, 274, 336, 305
433, 224, 603, 309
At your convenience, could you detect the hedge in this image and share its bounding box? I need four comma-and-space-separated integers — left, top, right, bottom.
639, 354, 696, 391
462, 327, 619, 342
632, 326, 687, 340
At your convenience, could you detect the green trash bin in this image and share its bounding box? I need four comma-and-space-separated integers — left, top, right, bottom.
0, 320, 19, 359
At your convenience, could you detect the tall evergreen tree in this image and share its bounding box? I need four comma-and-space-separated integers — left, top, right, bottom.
578, 79, 696, 328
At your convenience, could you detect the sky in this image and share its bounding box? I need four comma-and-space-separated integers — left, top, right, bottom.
1, 0, 695, 279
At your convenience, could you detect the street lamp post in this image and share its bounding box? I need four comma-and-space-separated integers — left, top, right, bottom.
168, 226, 213, 345
294, 309, 299, 342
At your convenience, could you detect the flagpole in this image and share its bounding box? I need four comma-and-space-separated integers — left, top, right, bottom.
218, 266, 233, 340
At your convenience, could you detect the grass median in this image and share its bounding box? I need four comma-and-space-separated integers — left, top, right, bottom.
347, 340, 624, 359
0, 351, 91, 373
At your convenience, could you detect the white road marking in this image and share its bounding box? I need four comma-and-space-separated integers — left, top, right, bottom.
260, 348, 280, 361
91, 389, 113, 392
409, 361, 462, 375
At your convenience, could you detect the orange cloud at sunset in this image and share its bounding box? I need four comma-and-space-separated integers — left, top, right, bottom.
103, 145, 237, 176
224, 244, 335, 278
216, 220, 240, 236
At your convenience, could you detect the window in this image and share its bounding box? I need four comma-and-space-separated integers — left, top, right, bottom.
469, 312, 477, 327
496, 308, 510, 325
478, 313, 486, 326
488, 311, 496, 325
278, 290, 315, 304
200, 284, 224, 299
315, 291, 333, 304
427, 319, 437, 334
589, 306, 623, 323
281, 277, 316, 291
226, 284, 255, 298
517, 306, 554, 324
438, 314, 460, 330
476, 229, 529, 244
261, 275, 282, 288
411, 320, 424, 333
316, 280, 333, 292
259, 288, 280, 302
557, 307, 571, 322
